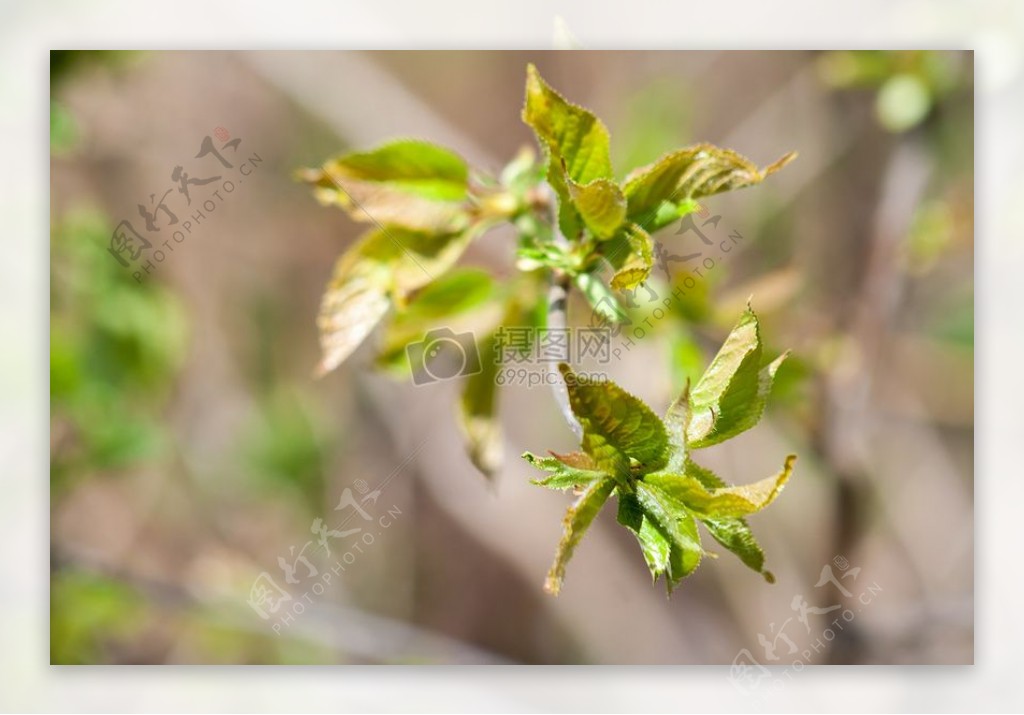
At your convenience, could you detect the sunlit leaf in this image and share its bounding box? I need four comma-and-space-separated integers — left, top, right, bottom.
458, 292, 544, 478
317, 226, 485, 375
700, 515, 774, 583
389, 225, 493, 300
544, 477, 616, 595
303, 139, 469, 200
644, 454, 795, 519
458, 329, 502, 477
522, 64, 613, 186
623, 144, 795, 233
685, 457, 777, 582
523, 64, 613, 240
574, 272, 626, 326
376, 268, 496, 372
686, 305, 788, 448
635, 481, 703, 589
397, 267, 495, 321
559, 363, 668, 479
299, 139, 470, 232
617, 491, 672, 578
610, 224, 654, 291
662, 379, 691, 472
525, 308, 794, 593
523, 452, 607, 491
316, 240, 393, 376
300, 67, 802, 599
550, 450, 600, 470
312, 180, 469, 233
566, 174, 627, 240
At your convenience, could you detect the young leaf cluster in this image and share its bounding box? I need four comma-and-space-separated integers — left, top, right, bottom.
299, 64, 794, 486
524, 306, 795, 595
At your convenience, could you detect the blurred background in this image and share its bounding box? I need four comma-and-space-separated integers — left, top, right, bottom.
49, 50, 973, 665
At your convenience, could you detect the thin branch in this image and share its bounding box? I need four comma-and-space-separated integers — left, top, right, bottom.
547, 268, 582, 438
540, 181, 582, 438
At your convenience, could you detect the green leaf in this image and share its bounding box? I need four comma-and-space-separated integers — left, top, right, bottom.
610, 224, 654, 291
522, 64, 613, 186
375, 268, 496, 372
559, 363, 668, 479
643, 454, 795, 519
523, 451, 607, 491
574, 272, 626, 326
515, 243, 575, 273
305, 180, 467, 234
316, 226, 483, 375
548, 163, 584, 240
458, 330, 503, 478
457, 292, 544, 477
700, 515, 774, 583
388, 225, 491, 299
299, 139, 470, 232
622, 144, 795, 233
652, 197, 700, 231
523, 64, 614, 241
566, 174, 627, 240
395, 267, 495, 322
684, 457, 779, 582
544, 477, 616, 595
315, 233, 395, 376
685, 455, 727, 489
594, 230, 634, 271
305, 139, 469, 200
635, 481, 703, 589
686, 305, 788, 448
617, 491, 672, 579
663, 379, 692, 472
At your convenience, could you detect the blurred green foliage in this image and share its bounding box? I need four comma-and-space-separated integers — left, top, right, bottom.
50, 209, 189, 491
930, 288, 975, 348
51, 570, 146, 664
49, 102, 79, 156
612, 79, 693, 177
51, 51, 142, 156
239, 385, 335, 513
52, 569, 337, 664
50, 50, 141, 89
818, 50, 968, 133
